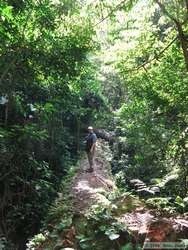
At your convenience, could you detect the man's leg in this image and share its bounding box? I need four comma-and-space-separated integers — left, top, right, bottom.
90, 149, 96, 169
87, 151, 94, 171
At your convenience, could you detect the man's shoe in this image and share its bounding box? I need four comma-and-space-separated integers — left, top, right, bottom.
86, 168, 94, 173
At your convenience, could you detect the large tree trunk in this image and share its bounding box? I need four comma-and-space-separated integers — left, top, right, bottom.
154, 0, 188, 71
175, 21, 188, 71
94, 128, 115, 142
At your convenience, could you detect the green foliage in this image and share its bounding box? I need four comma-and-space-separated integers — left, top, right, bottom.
0, 0, 103, 248
1, 0, 188, 248
146, 197, 174, 211
26, 233, 46, 250
103, 0, 188, 203
146, 195, 188, 213
73, 203, 130, 250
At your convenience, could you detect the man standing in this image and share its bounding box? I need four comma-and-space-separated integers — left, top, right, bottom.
85, 126, 97, 172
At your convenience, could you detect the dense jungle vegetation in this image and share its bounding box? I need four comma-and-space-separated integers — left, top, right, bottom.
0, 0, 188, 249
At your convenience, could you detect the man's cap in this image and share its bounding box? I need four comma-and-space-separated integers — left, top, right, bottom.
88, 126, 93, 130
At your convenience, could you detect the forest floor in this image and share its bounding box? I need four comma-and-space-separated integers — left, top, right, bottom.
71, 140, 115, 214
33, 140, 188, 250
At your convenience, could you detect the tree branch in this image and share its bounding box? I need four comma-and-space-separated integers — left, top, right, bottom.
154, 0, 179, 24
155, 0, 188, 26
154, 0, 188, 71
93, 0, 128, 27
125, 36, 178, 72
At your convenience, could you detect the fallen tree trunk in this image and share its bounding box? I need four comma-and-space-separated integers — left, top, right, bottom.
94, 128, 115, 142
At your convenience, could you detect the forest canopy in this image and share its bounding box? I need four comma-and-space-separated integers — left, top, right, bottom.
0, 0, 188, 249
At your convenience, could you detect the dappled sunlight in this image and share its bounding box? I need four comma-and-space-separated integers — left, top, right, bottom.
74, 180, 95, 193
2, 0, 188, 249
71, 141, 115, 213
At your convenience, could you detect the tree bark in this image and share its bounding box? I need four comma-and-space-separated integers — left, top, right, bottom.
154, 0, 188, 71
175, 21, 188, 71
94, 128, 115, 142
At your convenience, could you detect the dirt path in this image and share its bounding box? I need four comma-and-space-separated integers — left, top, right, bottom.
34, 140, 188, 250
72, 140, 115, 213
70, 140, 188, 248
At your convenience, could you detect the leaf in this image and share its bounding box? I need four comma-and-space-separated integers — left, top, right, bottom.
108, 233, 120, 240
176, 196, 183, 203
175, 196, 185, 207
2, 6, 13, 20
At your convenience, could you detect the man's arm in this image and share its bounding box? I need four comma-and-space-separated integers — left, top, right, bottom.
90, 142, 96, 152
90, 134, 97, 152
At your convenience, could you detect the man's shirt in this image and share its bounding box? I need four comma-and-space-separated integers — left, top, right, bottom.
86, 132, 97, 152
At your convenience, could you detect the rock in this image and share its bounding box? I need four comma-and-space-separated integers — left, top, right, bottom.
159, 174, 178, 188
130, 179, 144, 185
183, 197, 188, 204
135, 183, 146, 188
130, 179, 146, 189
94, 128, 115, 142
136, 185, 147, 189
150, 186, 160, 194
136, 188, 155, 197
174, 219, 188, 228
153, 173, 179, 195
137, 186, 147, 190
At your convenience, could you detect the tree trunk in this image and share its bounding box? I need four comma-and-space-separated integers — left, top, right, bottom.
94, 128, 115, 142
154, 0, 188, 71
175, 21, 188, 71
